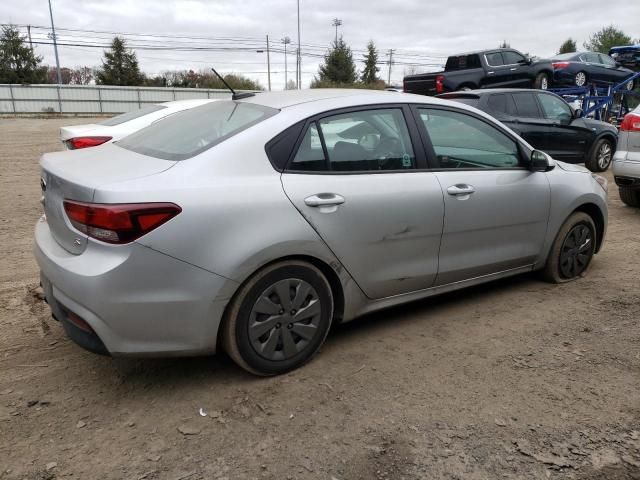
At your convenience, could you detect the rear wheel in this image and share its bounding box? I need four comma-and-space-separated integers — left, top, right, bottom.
624, 79, 635, 91
221, 260, 334, 376
585, 138, 613, 172
575, 71, 588, 87
542, 212, 596, 283
619, 187, 640, 207
534, 72, 550, 90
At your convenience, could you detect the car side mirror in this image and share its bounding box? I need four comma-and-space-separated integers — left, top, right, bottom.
573, 108, 583, 119
530, 150, 554, 172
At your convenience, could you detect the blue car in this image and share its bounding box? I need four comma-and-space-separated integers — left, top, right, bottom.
609, 44, 640, 70
551, 51, 636, 90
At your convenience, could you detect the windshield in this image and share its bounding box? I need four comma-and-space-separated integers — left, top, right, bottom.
100, 104, 167, 126
117, 101, 278, 161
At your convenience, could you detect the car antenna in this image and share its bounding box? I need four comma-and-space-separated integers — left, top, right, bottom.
211, 67, 255, 100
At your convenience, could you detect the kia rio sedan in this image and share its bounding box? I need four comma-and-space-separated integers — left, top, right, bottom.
35, 89, 608, 375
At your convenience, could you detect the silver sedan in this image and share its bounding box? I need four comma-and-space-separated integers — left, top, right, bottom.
35, 89, 608, 375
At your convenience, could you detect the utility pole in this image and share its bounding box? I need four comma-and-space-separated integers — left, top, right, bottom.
27, 25, 33, 52
256, 36, 272, 91
47, 0, 62, 85
387, 49, 395, 85
266, 35, 271, 91
297, 0, 301, 89
282, 36, 291, 90
295, 47, 299, 90
332, 18, 342, 45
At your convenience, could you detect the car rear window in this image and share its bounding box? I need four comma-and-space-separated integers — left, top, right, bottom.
117, 101, 278, 161
100, 104, 167, 126
445, 55, 481, 71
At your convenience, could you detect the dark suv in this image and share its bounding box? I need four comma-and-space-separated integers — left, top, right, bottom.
439, 89, 618, 171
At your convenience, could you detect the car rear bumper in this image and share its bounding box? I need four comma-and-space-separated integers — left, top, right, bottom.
613, 152, 640, 188
34, 216, 236, 357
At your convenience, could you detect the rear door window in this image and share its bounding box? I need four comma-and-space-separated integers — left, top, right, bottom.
488, 93, 517, 115
288, 108, 416, 172
512, 92, 542, 118
117, 101, 278, 160
485, 52, 505, 67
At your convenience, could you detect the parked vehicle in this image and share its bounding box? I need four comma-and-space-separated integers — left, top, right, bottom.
60, 99, 217, 149
35, 90, 608, 375
551, 51, 636, 90
609, 44, 640, 70
612, 106, 640, 207
403, 49, 553, 96
439, 89, 618, 171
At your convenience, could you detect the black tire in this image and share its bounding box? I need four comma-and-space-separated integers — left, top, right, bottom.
624, 79, 635, 91
585, 138, 613, 172
575, 71, 588, 87
534, 72, 550, 90
221, 260, 334, 376
619, 187, 640, 207
542, 212, 596, 284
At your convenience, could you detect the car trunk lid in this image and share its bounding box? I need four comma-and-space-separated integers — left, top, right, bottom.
40, 144, 176, 254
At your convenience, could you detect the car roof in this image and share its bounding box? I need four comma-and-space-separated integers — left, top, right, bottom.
159, 98, 217, 109
240, 89, 422, 109
440, 88, 557, 97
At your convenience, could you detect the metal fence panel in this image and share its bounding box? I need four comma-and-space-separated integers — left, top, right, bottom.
0, 84, 238, 114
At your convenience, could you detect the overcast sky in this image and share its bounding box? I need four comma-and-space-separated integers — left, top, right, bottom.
2, 0, 639, 89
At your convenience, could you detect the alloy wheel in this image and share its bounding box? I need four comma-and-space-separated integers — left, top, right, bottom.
248, 278, 322, 361
540, 76, 548, 90
597, 142, 612, 169
559, 224, 593, 278
575, 72, 587, 87
626, 80, 634, 91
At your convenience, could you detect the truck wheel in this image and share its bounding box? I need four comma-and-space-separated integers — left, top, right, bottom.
585, 138, 613, 172
619, 187, 640, 207
534, 73, 550, 90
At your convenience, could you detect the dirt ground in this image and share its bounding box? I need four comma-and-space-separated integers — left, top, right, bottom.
0, 117, 639, 480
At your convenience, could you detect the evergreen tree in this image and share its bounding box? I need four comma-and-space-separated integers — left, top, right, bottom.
96, 37, 144, 86
558, 38, 577, 54
0, 25, 47, 84
584, 26, 632, 53
316, 36, 357, 85
361, 40, 380, 84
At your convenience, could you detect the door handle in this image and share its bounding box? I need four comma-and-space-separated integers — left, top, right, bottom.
447, 184, 476, 196
304, 193, 345, 207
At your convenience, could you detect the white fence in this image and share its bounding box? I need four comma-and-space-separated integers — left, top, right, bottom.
0, 84, 239, 114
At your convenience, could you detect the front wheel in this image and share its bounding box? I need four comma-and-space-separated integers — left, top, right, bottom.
534, 72, 550, 90
586, 138, 613, 172
542, 212, 596, 284
221, 260, 334, 376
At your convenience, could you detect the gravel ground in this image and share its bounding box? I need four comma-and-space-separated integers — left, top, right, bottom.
0, 117, 639, 480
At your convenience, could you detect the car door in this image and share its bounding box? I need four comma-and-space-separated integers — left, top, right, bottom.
281, 106, 445, 299
508, 91, 557, 153
483, 52, 513, 87
502, 50, 531, 87
413, 106, 550, 285
598, 54, 632, 84
535, 92, 592, 162
583, 52, 609, 83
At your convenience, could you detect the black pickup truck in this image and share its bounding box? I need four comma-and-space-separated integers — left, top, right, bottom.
403, 48, 554, 96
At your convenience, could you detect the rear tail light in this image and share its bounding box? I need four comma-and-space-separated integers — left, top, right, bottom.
620, 113, 640, 132
552, 62, 570, 69
63, 200, 181, 244
435, 75, 445, 94
65, 136, 113, 149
